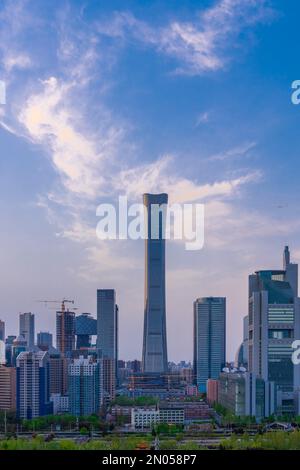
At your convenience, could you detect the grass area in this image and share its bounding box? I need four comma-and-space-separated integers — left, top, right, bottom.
221, 430, 300, 450
0, 436, 204, 450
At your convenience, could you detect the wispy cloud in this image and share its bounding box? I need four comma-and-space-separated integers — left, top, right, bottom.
195, 111, 210, 127
208, 141, 257, 162
3, 53, 32, 72
18, 76, 124, 199
97, 0, 275, 75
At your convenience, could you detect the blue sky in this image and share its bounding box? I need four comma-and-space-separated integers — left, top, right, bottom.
1, 0, 300, 361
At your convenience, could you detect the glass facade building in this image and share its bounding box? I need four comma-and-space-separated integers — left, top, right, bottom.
37, 331, 53, 350
19, 312, 35, 349
75, 313, 97, 349
193, 297, 226, 392
248, 246, 300, 415
142, 193, 168, 374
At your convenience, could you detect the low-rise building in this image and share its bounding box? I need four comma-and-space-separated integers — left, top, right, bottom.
131, 403, 197, 429
159, 407, 184, 425
131, 407, 159, 429
218, 369, 275, 419
185, 385, 198, 396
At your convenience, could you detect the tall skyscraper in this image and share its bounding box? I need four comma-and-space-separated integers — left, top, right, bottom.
37, 331, 53, 351
193, 297, 226, 392
142, 193, 168, 374
97, 289, 118, 377
248, 246, 300, 414
0, 319, 5, 342
68, 356, 101, 416
19, 312, 35, 348
56, 309, 75, 355
16, 351, 52, 419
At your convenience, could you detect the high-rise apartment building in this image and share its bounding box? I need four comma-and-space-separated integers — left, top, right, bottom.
68, 356, 101, 416
56, 309, 75, 355
193, 297, 226, 392
0, 365, 16, 411
16, 351, 52, 419
49, 348, 66, 395
248, 246, 300, 414
19, 312, 35, 348
142, 193, 168, 374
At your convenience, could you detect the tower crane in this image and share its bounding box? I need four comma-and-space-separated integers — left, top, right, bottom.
37, 299, 77, 354
37, 299, 75, 312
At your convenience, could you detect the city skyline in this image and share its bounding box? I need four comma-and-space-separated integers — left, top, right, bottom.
1, 0, 300, 363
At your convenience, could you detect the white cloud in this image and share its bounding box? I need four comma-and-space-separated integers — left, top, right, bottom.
3, 53, 32, 72
18, 76, 124, 199
97, 0, 274, 75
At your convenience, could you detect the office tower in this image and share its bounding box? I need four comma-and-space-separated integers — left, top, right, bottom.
56, 309, 75, 355
19, 312, 35, 348
0, 365, 16, 411
11, 335, 27, 366
16, 351, 52, 419
5, 336, 16, 366
68, 356, 101, 416
97, 289, 118, 388
101, 357, 116, 403
37, 332, 53, 351
142, 193, 168, 374
75, 313, 97, 349
0, 319, 5, 341
193, 297, 226, 393
248, 246, 300, 414
97, 290, 118, 360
